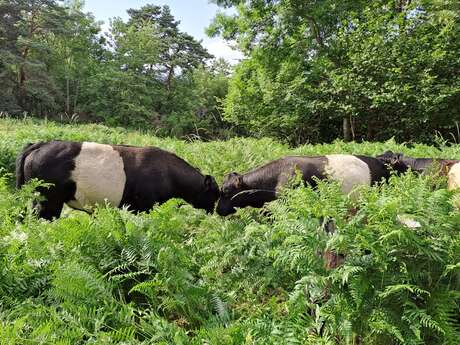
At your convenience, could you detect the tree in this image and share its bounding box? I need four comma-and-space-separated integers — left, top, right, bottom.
79, 4, 218, 129
0, 1, 231, 137
165, 58, 233, 138
210, 0, 460, 144
0, 0, 70, 114
125, 5, 212, 103
326, 2, 460, 141
44, 0, 103, 115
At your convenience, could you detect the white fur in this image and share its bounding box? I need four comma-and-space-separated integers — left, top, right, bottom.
67, 142, 126, 210
325, 154, 372, 194
447, 162, 460, 191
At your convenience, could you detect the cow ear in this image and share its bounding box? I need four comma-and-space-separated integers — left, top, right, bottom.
204, 175, 216, 191
228, 172, 244, 188
235, 174, 244, 188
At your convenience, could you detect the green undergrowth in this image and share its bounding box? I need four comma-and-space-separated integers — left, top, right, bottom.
1, 117, 460, 183
0, 118, 459, 344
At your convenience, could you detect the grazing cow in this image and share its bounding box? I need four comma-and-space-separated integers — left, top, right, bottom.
376, 151, 460, 190
16, 141, 220, 220
216, 154, 403, 216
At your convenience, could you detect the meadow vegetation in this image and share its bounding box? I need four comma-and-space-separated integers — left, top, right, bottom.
0, 118, 459, 344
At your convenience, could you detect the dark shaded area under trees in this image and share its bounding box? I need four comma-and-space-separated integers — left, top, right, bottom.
1, 0, 459, 144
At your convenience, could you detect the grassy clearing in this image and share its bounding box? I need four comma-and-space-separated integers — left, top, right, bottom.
0, 118, 459, 344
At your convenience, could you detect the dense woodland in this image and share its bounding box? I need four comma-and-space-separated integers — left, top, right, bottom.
0, 0, 459, 142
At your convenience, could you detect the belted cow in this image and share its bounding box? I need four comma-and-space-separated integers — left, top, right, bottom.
16, 140, 220, 220
376, 151, 460, 190
216, 154, 404, 216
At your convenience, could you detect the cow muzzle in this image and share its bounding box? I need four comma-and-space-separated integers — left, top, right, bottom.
216, 198, 236, 216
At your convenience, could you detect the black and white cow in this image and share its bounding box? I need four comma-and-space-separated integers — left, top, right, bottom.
376, 151, 460, 190
216, 154, 402, 216
16, 140, 220, 220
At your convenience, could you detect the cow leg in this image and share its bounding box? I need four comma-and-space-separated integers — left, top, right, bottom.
320, 217, 345, 269
36, 198, 64, 220
35, 187, 65, 220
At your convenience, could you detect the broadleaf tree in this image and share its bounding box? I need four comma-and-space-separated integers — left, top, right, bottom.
209, 0, 460, 144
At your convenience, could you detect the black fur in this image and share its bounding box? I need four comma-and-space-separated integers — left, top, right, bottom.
355, 155, 391, 183
376, 151, 459, 174
16, 142, 47, 188
17, 141, 80, 219
216, 155, 394, 216
16, 140, 220, 220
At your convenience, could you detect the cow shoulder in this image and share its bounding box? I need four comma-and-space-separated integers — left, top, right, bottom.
24, 140, 81, 182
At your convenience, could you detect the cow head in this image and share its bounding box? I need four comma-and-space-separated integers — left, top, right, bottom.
376, 150, 409, 174
194, 175, 220, 213
216, 172, 277, 216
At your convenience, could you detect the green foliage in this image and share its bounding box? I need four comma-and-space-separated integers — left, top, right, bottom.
164, 59, 233, 139
0, 1, 232, 138
210, 0, 460, 144
0, 118, 459, 344
4, 0, 459, 144
74, 3, 231, 135
0, 0, 70, 114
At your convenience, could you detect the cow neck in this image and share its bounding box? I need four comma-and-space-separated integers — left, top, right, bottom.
170, 161, 206, 206
403, 157, 433, 172
404, 157, 459, 175
241, 162, 282, 191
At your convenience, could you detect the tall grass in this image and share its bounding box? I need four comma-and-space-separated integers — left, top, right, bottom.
0, 118, 459, 344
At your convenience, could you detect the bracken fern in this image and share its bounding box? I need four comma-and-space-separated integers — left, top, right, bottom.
0, 118, 459, 344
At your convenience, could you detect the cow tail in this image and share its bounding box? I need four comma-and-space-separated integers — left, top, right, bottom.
15, 142, 45, 189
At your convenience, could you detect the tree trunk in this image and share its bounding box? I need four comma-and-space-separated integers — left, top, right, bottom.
367, 118, 374, 141
367, 111, 377, 141
306, 16, 324, 48
73, 80, 79, 112
66, 77, 70, 113
18, 47, 30, 108
166, 65, 174, 92
350, 115, 356, 141
343, 117, 351, 142
18, 9, 37, 109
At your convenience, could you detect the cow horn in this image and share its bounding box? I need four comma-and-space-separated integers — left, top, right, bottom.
231, 189, 277, 201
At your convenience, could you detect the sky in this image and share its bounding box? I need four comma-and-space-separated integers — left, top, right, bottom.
83, 0, 243, 63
